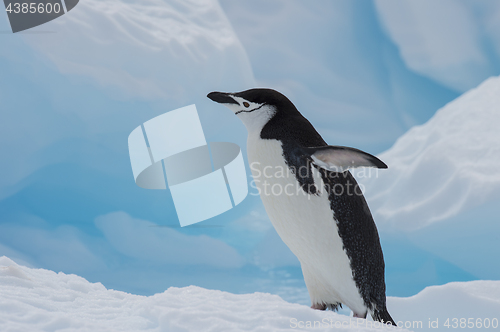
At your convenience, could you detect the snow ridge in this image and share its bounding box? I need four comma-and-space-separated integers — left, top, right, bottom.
360, 76, 500, 230
0, 256, 402, 332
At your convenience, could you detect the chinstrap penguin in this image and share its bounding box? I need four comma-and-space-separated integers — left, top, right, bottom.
208, 88, 395, 325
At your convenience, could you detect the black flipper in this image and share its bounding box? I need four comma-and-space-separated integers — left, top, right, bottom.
302, 145, 387, 172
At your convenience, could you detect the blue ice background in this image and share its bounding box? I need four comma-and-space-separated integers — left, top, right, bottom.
0, 0, 498, 304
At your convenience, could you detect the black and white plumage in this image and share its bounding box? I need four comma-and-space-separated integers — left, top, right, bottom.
208, 88, 395, 325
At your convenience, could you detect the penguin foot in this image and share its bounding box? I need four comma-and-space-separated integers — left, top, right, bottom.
311, 302, 327, 310
311, 302, 342, 311
326, 303, 342, 312
353, 311, 367, 319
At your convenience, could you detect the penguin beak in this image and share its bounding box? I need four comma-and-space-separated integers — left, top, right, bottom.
207, 92, 239, 105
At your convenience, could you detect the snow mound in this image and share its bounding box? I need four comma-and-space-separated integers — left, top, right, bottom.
2, 256, 499, 331
0, 257, 400, 332
388, 280, 500, 331
359, 75, 500, 230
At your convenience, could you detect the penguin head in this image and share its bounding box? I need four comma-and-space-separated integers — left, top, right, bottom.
207, 88, 297, 133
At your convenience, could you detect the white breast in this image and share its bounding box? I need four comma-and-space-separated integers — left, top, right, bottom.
247, 132, 366, 314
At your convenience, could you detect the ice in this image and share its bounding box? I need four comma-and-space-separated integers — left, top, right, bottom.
1, 0, 499, 308
219, 0, 462, 151
375, 0, 500, 92
0, 0, 254, 200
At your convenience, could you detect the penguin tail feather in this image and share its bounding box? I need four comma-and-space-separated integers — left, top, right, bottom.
372, 307, 396, 326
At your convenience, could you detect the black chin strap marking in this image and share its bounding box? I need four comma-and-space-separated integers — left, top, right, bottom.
235, 103, 266, 115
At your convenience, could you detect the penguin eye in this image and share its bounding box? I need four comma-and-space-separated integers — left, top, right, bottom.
243, 102, 250, 108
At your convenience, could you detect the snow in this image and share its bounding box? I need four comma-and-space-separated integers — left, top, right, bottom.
389, 280, 500, 331
0, 256, 402, 332
2, 256, 499, 331
358, 75, 500, 231
354, 75, 500, 284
